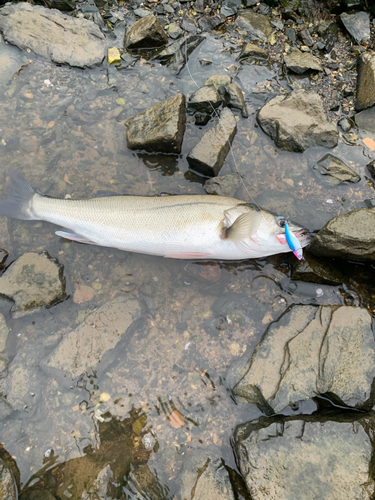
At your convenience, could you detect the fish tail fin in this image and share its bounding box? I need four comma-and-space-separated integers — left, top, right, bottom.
0, 169, 40, 220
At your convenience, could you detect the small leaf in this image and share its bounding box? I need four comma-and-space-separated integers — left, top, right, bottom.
169, 410, 184, 428
363, 137, 375, 150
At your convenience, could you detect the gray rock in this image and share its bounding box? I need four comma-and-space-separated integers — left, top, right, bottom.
236, 11, 273, 41
312, 153, 360, 185
340, 11, 370, 45
188, 85, 222, 114
124, 14, 168, 50
187, 108, 237, 177
236, 42, 269, 62
356, 53, 375, 111
125, 93, 186, 154
198, 14, 226, 31
0, 397, 13, 422
291, 253, 344, 285
355, 105, 375, 132
41, 296, 141, 381
204, 74, 232, 88
316, 20, 338, 52
309, 208, 375, 262
235, 416, 375, 500
298, 28, 314, 47
204, 173, 241, 196
270, 18, 283, 30
0, 314, 8, 352
133, 8, 153, 18
284, 51, 323, 74
233, 305, 375, 412
220, 0, 241, 17
236, 64, 274, 94
153, 35, 204, 75
0, 3, 105, 68
218, 83, 248, 118
285, 27, 296, 42
167, 22, 183, 39
367, 160, 375, 180
338, 117, 353, 133
0, 252, 66, 319
164, 4, 174, 13
182, 17, 197, 33
0, 459, 17, 500
257, 90, 339, 152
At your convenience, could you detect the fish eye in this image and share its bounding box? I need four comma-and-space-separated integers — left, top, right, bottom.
276, 217, 286, 228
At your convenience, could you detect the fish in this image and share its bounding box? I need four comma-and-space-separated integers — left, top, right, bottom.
285, 222, 303, 260
0, 170, 311, 260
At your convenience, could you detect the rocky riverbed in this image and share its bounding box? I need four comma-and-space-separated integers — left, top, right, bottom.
0, 0, 375, 498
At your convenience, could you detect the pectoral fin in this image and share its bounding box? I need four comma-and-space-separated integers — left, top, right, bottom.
225, 211, 261, 242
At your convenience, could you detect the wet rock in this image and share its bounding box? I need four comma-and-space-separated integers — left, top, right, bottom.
41, 296, 141, 382
133, 8, 152, 18
0, 3, 105, 68
0, 397, 12, 421
236, 42, 269, 62
198, 14, 226, 31
285, 26, 296, 42
43, 0, 76, 10
338, 116, 353, 133
291, 253, 344, 285
125, 93, 186, 154
188, 85, 222, 114
309, 208, 375, 262
298, 28, 314, 47
218, 83, 248, 118
235, 415, 375, 500
355, 53, 375, 111
316, 20, 338, 52
284, 51, 322, 74
187, 108, 237, 177
236, 11, 272, 41
167, 22, 183, 39
0, 459, 17, 500
124, 14, 168, 50
0, 252, 66, 319
0, 314, 9, 352
182, 17, 197, 34
0, 249, 8, 270
195, 112, 211, 126
204, 173, 241, 196
340, 11, 370, 45
312, 153, 360, 185
367, 160, 375, 179
221, 0, 241, 17
153, 35, 204, 75
355, 106, 375, 133
236, 64, 274, 94
81, 465, 113, 500
234, 305, 375, 412
257, 90, 339, 152
204, 74, 232, 88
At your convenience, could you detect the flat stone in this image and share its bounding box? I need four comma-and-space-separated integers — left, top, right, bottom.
124, 14, 168, 50
218, 83, 248, 118
0, 252, 66, 318
355, 53, 375, 111
237, 42, 269, 62
0, 2, 106, 68
236, 64, 274, 94
204, 173, 241, 196
133, 8, 152, 18
309, 208, 375, 262
220, 0, 241, 17
312, 153, 360, 184
340, 11, 370, 45
233, 305, 375, 412
204, 74, 232, 88
236, 11, 272, 41
355, 106, 375, 132
291, 253, 344, 285
188, 85, 222, 114
187, 108, 237, 177
125, 93, 186, 154
153, 34, 204, 75
284, 51, 323, 74
167, 22, 184, 39
41, 296, 141, 381
257, 90, 338, 152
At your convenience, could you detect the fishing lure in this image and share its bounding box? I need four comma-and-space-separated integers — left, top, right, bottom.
284, 222, 303, 260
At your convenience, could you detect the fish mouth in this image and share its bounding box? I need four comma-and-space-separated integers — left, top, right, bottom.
295, 228, 313, 245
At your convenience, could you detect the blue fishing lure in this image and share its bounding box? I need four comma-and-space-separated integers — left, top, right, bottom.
285, 222, 303, 260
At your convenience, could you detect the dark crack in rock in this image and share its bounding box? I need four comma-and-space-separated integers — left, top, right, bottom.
291, 253, 344, 285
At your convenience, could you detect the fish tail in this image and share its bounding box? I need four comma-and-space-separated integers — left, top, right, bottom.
0, 169, 40, 220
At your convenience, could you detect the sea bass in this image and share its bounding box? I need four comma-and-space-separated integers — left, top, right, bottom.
0, 170, 310, 260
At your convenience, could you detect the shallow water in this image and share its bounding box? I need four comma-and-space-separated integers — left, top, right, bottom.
1, 33, 375, 499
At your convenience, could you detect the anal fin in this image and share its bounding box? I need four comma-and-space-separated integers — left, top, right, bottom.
56, 229, 96, 245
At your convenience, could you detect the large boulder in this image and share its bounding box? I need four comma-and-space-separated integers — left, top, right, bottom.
233, 305, 375, 412
125, 93, 186, 154
340, 11, 370, 45
236, 11, 272, 41
257, 90, 339, 152
355, 52, 375, 111
310, 208, 375, 261
0, 2, 105, 68
124, 15, 168, 50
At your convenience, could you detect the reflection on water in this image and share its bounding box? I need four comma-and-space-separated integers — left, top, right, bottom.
1, 33, 375, 499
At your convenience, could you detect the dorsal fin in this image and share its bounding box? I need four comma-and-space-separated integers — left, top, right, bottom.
225, 211, 261, 241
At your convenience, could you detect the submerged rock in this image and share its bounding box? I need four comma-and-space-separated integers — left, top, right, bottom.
340, 11, 370, 45
236, 11, 272, 41
153, 35, 204, 75
0, 2, 105, 68
204, 74, 232, 88
291, 253, 344, 285
284, 51, 322, 74
312, 153, 360, 184
125, 93, 186, 154
204, 173, 241, 196
309, 208, 375, 262
41, 296, 141, 382
218, 83, 248, 118
257, 90, 338, 152
355, 106, 375, 133
187, 108, 237, 177
0, 459, 17, 500
355, 52, 375, 111
188, 85, 222, 114
0, 252, 66, 318
124, 14, 168, 50
236, 64, 274, 95
233, 305, 375, 412
235, 414, 375, 500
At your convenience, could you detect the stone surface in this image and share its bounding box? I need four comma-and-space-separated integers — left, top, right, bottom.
204, 74, 232, 88
198, 13, 226, 31
0, 2, 106, 68
291, 253, 344, 285
237, 42, 269, 62
236, 11, 273, 41
309, 208, 375, 262
125, 93, 186, 154
340, 11, 370, 45
0, 459, 17, 500
355, 106, 375, 133
356, 53, 375, 111
235, 415, 375, 500
153, 35, 204, 75
41, 296, 141, 381
188, 85, 222, 114
312, 153, 360, 184
218, 83, 248, 117
233, 305, 375, 412
204, 173, 241, 196
0, 252, 66, 318
124, 14, 168, 50
220, 0, 241, 17
187, 108, 237, 177
257, 90, 339, 152
284, 51, 322, 74
236, 64, 274, 94
367, 160, 375, 179
0, 314, 8, 352
167, 22, 183, 40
